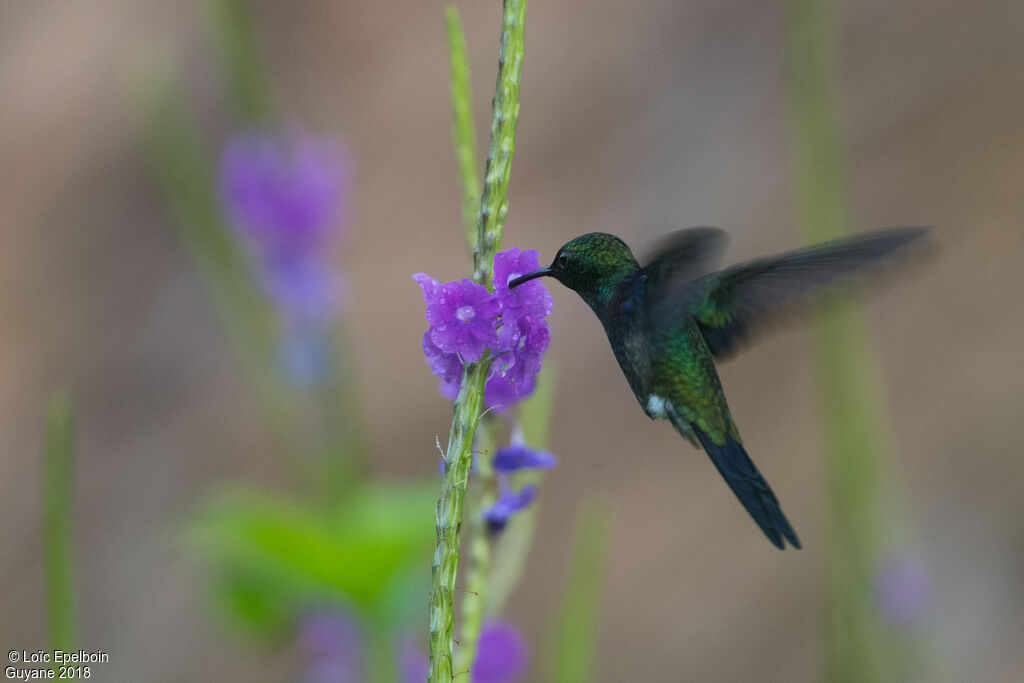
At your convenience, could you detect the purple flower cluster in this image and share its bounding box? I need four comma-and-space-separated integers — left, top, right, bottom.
414, 248, 553, 410
218, 127, 350, 387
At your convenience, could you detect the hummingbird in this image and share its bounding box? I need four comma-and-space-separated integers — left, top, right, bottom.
509, 227, 928, 549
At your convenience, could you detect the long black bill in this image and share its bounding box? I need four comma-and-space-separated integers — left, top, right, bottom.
508, 267, 553, 288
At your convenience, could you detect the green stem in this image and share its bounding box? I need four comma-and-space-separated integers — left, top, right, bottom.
453, 419, 499, 681
486, 366, 554, 613
429, 3, 528, 680
204, 0, 275, 122
471, 0, 528, 288
786, 1, 896, 680
429, 361, 490, 683
43, 393, 77, 656
543, 498, 610, 683
445, 6, 482, 248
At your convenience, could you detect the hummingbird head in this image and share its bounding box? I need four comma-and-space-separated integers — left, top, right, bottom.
509, 233, 639, 310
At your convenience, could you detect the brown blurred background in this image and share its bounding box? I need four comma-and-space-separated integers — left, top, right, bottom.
2, 1, 1023, 681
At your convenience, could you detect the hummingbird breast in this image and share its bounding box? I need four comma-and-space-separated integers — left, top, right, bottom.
600, 275, 656, 415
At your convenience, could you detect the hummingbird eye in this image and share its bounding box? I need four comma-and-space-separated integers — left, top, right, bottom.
556, 252, 571, 268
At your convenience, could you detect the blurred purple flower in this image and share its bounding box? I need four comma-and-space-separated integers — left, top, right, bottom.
218, 128, 350, 387
398, 636, 429, 683
483, 482, 537, 535
474, 620, 529, 683
219, 128, 348, 251
399, 621, 528, 683
874, 553, 931, 626
493, 444, 557, 473
298, 610, 363, 683
263, 252, 345, 323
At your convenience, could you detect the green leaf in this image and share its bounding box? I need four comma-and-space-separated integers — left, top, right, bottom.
187, 482, 437, 635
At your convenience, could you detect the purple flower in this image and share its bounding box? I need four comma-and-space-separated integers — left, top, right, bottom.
874, 554, 931, 626
415, 248, 553, 407
399, 622, 529, 683
483, 482, 537, 535
422, 332, 465, 386
483, 372, 536, 412
494, 248, 553, 323
495, 316, 550, 384
493, 444, 557, 473
298, 610, 363, 683
219, 129, 348, 251
474, 620, 529, 683
414, 275, 500, 363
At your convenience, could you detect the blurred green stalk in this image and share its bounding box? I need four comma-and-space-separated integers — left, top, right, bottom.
542, 498, 610, 683
786, 0, 897, 679
429, 1, 528, 681
454, 421, 496, 681
486, 367, 555, 614
43, 394, 77, 656
133, 68, 278, 404
445, 6, 482, 249
204, 0, 275, 122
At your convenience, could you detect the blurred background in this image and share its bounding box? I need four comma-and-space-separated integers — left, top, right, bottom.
2, 1, 1023, 681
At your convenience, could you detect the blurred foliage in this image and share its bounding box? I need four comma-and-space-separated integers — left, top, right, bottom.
187, 482, 437, 637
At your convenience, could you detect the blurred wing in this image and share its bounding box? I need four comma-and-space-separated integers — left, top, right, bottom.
641, 227, 730, 291
687, 227, 930, 357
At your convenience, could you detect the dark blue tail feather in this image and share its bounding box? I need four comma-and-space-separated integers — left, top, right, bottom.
693, 428, 801, 550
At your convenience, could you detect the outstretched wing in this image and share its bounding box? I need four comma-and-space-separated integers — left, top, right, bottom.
687, 227, 929, 357
641, 227, 730, 291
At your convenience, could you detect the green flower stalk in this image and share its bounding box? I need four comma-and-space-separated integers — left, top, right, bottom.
453, 420, 498, 679
428, 2, 529, 681
786, 0, 906, 679
43, 393, 77, 657
471, 0, 527, 288
429, 362, 489, 683
204, 0, 275, 122
543, 497, 610, 683
445, 6, 482, 249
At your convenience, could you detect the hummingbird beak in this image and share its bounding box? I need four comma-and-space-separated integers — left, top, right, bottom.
508, 267, 554, 288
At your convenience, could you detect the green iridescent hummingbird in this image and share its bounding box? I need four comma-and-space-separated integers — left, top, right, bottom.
509, 227, 927, 549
